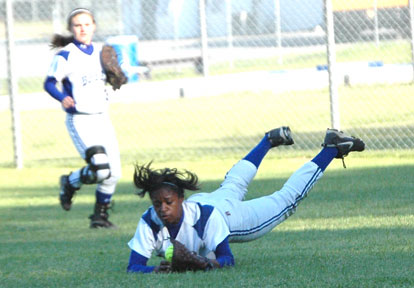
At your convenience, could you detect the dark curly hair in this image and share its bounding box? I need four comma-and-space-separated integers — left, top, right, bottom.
133, 162, 200, 198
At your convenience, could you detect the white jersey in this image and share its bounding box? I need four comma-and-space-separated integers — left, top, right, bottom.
128, 159, 324, 260
46, 42, 108, 114
128, 201, 230, 259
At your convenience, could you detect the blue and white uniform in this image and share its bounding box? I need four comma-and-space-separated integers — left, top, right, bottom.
188, 160, 322, 243
127, 138, 337, 273
128, 200, 234, 273
44, 39, 121, 201
129, 201, 230, 259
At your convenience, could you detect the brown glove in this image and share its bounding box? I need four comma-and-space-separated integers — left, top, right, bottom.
170, 239, 215, 272
154, 260, 172, 274
101, 45, 127, 90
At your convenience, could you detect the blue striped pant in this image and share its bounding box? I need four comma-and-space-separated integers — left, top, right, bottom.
188, 159, 323, 242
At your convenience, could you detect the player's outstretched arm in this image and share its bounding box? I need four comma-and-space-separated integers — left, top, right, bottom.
214, 237, 235, 268
126, 250, 156, 274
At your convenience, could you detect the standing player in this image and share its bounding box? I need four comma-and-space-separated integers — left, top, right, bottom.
44, 8, 121, 228
127, 127, 365, 273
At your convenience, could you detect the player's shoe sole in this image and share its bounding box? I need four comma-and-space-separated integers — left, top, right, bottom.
266, 126, 294, 147
89, 216, 117, 229
322, 128, 365, 158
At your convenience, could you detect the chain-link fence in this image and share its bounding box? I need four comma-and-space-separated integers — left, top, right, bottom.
1, 0, 414, 168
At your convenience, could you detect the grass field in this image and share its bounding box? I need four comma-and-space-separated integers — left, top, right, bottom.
1, 154, 414, 287
1, 82, 414, 168
1, 74, 414, 286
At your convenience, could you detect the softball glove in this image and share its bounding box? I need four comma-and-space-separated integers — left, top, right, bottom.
101, 45, 127, 90
170, 239, 215, 272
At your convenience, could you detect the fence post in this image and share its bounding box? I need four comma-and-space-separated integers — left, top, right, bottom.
324, 0, 340, 130
52, 0, 63, 34
5, 0, 23, 168
274, 0, 282, 64
199, 0, 209, 77
374, 0, 379, 46
410, 0, 414, 83
226, 0, 233, 68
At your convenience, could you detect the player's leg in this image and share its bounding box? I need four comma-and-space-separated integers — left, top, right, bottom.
60, 141, 118, 227
228, 157, 327, 242
59, 143, 112, 211
227, 129, 364, 242
59, 114, 107, 210
59, 113, 89, 211
59, 113, 120, 227
89, 115, 121, 228
59, 173, 80, 211
243, 126, 294, 168
190, 127, 294, 205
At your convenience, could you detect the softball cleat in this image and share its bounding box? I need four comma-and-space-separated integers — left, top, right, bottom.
59, 175, 78, 211
322, 128, 365, 167
266, 126, 294, 147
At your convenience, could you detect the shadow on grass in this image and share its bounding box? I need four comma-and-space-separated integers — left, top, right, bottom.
2, 163, 413, 215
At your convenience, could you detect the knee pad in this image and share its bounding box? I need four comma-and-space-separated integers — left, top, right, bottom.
80, 146, 111, 184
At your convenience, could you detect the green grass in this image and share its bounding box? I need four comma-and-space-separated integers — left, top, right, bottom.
1, 155, 413, 287
1, 70, 414, 286
1, 82, 413, 168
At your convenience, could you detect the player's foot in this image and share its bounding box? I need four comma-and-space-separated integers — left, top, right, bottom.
59, 175, 79, 211
266, 126, 294, 147
89, 202, 117, 229
322, 128, 365, 163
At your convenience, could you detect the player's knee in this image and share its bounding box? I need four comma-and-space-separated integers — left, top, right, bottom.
108, 161, 122, 181
80, 146, 111, 184
103, 168, 121, 187
109, 169, 121, 182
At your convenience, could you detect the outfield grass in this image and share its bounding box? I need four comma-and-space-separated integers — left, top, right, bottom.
1, 82, 413, 168
1, 69, 413, 286
0, 155, 413, 287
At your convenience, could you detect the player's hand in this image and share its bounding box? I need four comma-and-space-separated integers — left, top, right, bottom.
154, 260, 171, 273
61, 96, 75, 109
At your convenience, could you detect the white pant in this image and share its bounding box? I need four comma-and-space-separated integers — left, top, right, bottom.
65, 112, 121, 195
188, 159, 323, 242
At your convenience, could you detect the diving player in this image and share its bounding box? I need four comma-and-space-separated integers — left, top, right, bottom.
127, 127, 365, 273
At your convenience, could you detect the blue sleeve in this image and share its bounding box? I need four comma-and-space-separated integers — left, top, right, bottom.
44, 76, 66, 102
214, 237, 235, 267
126, 249, 156, 274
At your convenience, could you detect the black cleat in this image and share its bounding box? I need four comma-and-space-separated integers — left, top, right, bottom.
266, 126, 294, 147
89, 202, 117, 229
59, 175, 79, 211
322, 128, 365, 167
